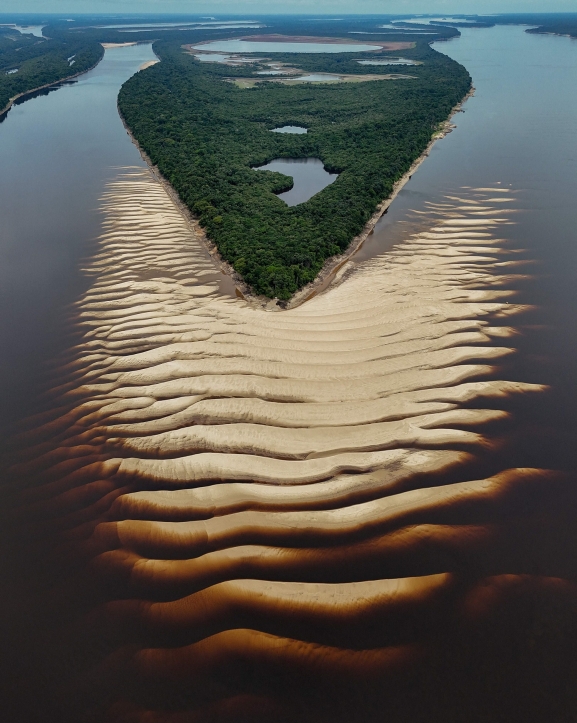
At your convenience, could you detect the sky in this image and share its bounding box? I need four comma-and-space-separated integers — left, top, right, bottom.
0, 0, 574, 16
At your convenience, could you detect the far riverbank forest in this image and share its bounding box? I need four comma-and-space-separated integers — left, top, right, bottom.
119, 40, 471, 299
0, 26, 103, 116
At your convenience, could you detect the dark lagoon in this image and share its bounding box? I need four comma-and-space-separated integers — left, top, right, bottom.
0, 43, 233, 428
254, 157, 339, 205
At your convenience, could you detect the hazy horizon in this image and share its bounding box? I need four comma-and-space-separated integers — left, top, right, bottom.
0, 1, 576, 18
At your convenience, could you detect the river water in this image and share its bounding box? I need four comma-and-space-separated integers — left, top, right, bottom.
357, 25, 577, 472
1, 25, 577, 723
0, 43, 233, 427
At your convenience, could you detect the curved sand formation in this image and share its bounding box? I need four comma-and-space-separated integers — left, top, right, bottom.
7, 168, 577, 722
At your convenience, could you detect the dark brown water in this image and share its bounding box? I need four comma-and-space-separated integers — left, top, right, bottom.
2, 25, 577, 723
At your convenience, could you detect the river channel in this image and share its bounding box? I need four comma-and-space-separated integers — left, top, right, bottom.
1, 24, 577, 723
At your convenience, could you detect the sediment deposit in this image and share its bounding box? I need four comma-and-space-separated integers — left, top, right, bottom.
6, 168, 577, 722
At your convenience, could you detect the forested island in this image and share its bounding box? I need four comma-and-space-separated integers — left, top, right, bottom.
119, 39, 471, 299
0, 26, 103, 116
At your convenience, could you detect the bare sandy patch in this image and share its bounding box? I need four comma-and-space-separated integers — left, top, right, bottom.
101, 42, 138, 48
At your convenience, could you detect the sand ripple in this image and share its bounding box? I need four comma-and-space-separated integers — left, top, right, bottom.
8, 169, 575, 722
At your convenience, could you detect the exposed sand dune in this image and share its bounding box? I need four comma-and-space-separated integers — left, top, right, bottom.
7, 168, 576, 722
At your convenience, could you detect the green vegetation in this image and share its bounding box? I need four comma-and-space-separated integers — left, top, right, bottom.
119, 40, 470, 299
484, 13, 577, 38
0, 27, 103, 115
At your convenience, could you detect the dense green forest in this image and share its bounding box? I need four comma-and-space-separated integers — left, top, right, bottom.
484, 14, 577, 38
119, 39, 471, 299
0, 27, 103, 115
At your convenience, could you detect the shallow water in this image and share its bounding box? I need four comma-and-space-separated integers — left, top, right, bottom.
357, 58, 419, 65
0, 43, 234, 427
254, 157, 338, 205
193, 39, 382, 53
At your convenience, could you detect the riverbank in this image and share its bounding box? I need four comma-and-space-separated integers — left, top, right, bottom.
284, 84, 475, 309
121, 84, 474, 311
0, 52, 105, 121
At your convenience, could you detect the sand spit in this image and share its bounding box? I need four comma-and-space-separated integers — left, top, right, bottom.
8, 169, 576, 722
101, 42, 138, 48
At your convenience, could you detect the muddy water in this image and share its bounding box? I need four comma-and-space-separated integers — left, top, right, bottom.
356, 25, 577, 471
1, 24, 577, 723
254, 157, 339, 205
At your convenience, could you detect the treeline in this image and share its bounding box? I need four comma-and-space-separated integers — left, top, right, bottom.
483, 13, 577, 38
42, 14, 460, 46
0, 27, 103, 113
119, 39, 470, 299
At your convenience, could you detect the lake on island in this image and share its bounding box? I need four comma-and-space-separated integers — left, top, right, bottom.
271, 125, 308, 133
293, 73, 342, 82
357, 58, 419, 65
254, 157, 339, 205
192, 39, 382, 53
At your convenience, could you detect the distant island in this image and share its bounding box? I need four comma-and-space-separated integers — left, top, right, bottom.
0, 26, 103, 118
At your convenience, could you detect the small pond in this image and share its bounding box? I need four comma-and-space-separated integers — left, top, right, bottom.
192, 40, 382, 53
194, 53, 257, 63
254, 158, 338, 206
271, 126, 308, 134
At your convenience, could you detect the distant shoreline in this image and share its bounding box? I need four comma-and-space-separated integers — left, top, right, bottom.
121, 80, 475, 312
0, 52, 104, 121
